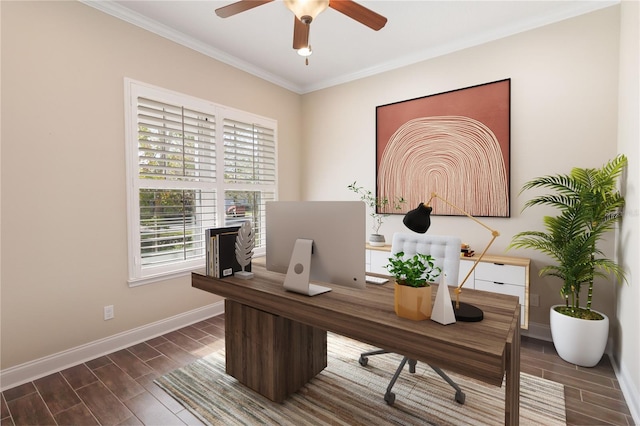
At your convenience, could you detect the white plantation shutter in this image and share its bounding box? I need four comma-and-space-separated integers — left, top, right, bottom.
137, 97, 216, 182
125, 80, 277, 285
222, 119, 277, 251
138, 188, 216, 268
223, 119, 276, 185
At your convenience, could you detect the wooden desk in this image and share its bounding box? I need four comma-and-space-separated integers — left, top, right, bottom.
192, 265, 521, 425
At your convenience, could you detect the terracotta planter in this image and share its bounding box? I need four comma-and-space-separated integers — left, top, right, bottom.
394, 282, 432, 320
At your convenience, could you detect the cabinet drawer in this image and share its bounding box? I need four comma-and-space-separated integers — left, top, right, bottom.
475, 262, 525, 286
369, 250, 391, 275
476, 279, 526, 327
458, 259, 475, 288
475, 279, 525, 303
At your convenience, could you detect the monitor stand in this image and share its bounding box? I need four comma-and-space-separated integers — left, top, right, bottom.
283, 239, 332, 296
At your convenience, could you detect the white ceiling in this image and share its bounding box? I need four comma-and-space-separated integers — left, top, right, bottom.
86, 1, 618, 94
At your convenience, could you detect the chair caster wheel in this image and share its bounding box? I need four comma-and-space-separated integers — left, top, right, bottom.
384, 392, 395, 405
358, 356, 368, 367
455, 390, 466, 404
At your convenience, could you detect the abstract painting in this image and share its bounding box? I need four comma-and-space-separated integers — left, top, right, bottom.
376, 79, 510, 217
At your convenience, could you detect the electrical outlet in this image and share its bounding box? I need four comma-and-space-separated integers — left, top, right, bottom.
104, 305, 114, 320
530, 294, 539, 307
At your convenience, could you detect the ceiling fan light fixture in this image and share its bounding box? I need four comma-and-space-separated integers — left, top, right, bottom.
297, 45, 312, 57
284, 0, 329, 21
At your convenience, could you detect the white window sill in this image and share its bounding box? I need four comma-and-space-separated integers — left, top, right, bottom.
128, 266, 206, 287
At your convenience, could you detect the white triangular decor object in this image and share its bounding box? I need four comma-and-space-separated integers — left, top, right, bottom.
431, 274, 456, 325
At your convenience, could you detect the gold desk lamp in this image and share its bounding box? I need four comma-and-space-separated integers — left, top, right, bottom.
402, 192, 500, 322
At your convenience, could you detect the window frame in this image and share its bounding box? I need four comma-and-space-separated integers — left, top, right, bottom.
124, 79, 277, 286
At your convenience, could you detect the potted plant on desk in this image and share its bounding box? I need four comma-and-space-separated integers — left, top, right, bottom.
386, 251, 441, 321
348, 181, 406, 246
509, 155, 628, 367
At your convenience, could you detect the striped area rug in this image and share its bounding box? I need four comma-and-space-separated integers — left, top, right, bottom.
155, 333, 566, 425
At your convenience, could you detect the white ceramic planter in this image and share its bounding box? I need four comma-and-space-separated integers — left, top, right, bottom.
550, 305, 609, 367
369, 234, 386, 247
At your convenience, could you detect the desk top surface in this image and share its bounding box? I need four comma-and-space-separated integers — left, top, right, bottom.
192, 265, 520, 386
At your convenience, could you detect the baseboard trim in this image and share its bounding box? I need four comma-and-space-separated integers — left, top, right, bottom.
525, 321, 638, 423
522, 320, 617, 355
521, 321, 552, 342
5, 307, 636, 425
611, 356, 640, 425
0, 302, 224, 391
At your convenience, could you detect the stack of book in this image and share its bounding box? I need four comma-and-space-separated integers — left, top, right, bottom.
461, 243, 475, 257
205, 226, 251, 278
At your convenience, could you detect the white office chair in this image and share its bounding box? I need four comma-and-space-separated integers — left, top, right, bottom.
359, 232, 466, 405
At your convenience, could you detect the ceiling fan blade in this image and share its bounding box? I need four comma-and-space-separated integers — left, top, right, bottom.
293, 16, 310, 49
329, 0, 387, 31
215, 0, 273, 18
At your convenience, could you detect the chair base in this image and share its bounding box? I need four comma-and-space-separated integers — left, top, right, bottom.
359, 349, 466, 406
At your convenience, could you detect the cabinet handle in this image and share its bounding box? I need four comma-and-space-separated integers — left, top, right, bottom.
493, 281, 505, 285
493, 263, 505, 266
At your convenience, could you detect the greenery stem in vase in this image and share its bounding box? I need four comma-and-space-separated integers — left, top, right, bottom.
347, 181, 406, 242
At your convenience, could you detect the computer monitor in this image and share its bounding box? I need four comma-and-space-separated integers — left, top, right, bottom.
266, 201, 366, 296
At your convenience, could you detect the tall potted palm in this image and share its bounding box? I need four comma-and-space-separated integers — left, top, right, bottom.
509, 155, 628, 366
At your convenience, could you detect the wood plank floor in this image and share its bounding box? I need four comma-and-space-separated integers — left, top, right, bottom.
1, 314, 634, 425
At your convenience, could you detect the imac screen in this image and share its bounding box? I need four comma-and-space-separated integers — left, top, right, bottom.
266, 201, 366, 289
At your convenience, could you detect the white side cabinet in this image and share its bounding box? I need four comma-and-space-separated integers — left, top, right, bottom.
366, 249, 391, 275
366, 245, 530, 329
460, 256, 530, 329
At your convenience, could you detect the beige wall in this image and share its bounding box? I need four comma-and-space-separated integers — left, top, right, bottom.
616, 0, 640, 417
0, 1, 301, 369
301, 4, 640, 412
301, 5, 622, 328
2, 1, 638, 412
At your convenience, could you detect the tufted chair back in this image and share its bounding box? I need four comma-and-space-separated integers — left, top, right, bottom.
390, 232, 462, 286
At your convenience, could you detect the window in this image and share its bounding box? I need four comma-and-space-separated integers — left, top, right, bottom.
125, 79, 277, 285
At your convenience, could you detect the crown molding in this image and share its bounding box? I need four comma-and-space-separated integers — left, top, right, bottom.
81, 0, 619, 95
80, 0, 305, 93
301, 0, 620, 94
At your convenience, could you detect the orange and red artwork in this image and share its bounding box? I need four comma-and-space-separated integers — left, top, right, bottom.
376, 79, 510, 217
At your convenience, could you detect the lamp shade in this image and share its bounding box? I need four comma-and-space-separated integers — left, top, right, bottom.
403, 203, 432, 233
297, 46, 312, 56
284, 0, 329, 20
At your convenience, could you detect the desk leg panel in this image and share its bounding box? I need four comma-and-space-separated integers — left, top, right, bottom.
505, 307, 521, 426
224, 299, 327, 402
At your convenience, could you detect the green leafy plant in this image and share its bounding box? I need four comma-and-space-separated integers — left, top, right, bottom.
347, 181, 406, 234
509, 155, 628, 320
386, 251, 441, 288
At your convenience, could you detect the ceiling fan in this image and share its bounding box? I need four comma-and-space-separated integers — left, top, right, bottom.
215, 0, 387, 64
